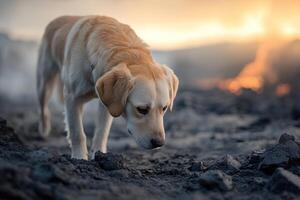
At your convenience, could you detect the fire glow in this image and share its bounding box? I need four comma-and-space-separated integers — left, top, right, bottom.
220, 42, 278, 95
199, 39, 295, 96
276, 84, 291, 97
218, 41, 292, 96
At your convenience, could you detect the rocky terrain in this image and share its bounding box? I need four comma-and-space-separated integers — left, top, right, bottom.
1, 88, 300, 200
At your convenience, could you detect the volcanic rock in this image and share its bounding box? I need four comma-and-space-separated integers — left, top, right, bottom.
279, 133, 296, 144
267, 168, 300, 194
188, 161, 206, 172
94, 151, 126, 171
259, 133, 300, 174
198, 170, 233, 191
208, 154, 241, 175
242, 150, 264, 170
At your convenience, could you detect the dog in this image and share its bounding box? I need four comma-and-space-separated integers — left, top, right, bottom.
36, 16, 179, 160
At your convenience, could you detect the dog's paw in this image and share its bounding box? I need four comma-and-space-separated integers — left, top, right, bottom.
71, 153, 88, 160
89, 148, 107, 160
38, 121, 51, 139
71, 145, 88, 160
71, 155, 88, 160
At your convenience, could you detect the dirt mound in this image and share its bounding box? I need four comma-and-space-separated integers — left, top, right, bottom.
1, 118, 300, 200
1, 88, 300, 199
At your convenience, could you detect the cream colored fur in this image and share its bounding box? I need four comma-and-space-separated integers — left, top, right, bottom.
36, 15, 179, 160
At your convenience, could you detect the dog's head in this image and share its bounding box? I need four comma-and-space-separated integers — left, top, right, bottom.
95, 62, 179, 149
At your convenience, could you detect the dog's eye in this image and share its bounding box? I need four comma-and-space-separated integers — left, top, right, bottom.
163, 106, 168, 111
137, 106, 149, 115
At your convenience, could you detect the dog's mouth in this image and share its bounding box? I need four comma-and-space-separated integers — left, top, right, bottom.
127, 129, 162, 150
127, 129, 151, 149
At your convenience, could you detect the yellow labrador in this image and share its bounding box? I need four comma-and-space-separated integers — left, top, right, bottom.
36, 16, 179, 160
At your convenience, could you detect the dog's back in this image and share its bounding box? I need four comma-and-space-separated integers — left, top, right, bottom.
42, 16, 81, 68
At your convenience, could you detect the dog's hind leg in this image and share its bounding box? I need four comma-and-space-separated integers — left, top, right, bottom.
36, 41, 59, 138
90, 101, 113, 159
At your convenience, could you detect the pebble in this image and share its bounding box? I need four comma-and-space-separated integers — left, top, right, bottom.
208, 154, 241, 175
188, 161, 206, 172
267, 168, 300, 194
198, 170, 233, 191
94, 151, 126, 171
259, 133, 300, 174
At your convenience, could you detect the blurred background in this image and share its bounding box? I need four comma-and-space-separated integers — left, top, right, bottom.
1, 2, 300, 198
1, 0, 300, 99
2, 0, 300, 140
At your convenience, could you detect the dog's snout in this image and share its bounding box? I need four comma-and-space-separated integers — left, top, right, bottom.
150, 138, 165, 148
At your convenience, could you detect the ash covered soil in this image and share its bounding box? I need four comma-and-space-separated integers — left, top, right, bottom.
1, 88, 300, 200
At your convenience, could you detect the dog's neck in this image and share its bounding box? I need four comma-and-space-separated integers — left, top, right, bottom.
91, 46, 155, 83
108, 47, 154, 67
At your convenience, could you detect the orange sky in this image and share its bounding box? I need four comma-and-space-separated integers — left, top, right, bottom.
0, 0, 300, 49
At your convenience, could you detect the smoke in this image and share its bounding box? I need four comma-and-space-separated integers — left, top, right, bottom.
0, 33, 38, 99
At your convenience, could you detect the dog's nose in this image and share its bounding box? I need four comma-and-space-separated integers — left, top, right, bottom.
150, 138, 165, 148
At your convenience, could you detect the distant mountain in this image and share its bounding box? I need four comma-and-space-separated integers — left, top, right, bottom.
152, 42, 259, 86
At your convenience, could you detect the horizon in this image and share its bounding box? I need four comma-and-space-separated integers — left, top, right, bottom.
1, 0, 300, 50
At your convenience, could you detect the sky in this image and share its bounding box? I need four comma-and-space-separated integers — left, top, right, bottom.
0, 0, 300, 50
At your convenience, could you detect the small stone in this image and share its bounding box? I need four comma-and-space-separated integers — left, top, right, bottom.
245, 150, 264, 169
198, 170, 233, 191
209, 154, 241, 175
279, 133, 295, 144
188, 161, 206, 172
94, 151, 125, 171
267, 168, 300, 194
259, 133, 300, 174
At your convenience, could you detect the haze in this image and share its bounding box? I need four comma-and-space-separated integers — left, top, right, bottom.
0, 0, 300, 50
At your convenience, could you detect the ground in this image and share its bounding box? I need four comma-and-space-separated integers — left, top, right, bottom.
0, 88, 300, 200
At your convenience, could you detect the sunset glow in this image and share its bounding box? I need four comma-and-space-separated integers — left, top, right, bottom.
1, 0, 300, 49
138, 11, 300, 50
139, 16, 266, 49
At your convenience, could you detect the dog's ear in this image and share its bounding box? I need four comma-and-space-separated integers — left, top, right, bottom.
95, 63, 133, 117
162, 65, 179, 111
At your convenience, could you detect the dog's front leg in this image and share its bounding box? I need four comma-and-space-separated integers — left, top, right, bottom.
64, 94, 88, 160
90, 101, 113, 159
